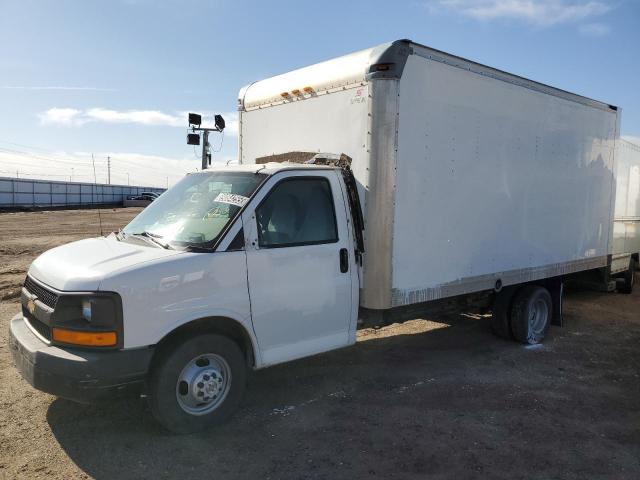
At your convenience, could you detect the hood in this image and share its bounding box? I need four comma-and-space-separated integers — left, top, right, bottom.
29, 235, 183, 291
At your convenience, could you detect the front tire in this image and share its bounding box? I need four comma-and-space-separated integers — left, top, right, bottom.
148, 333, 247, 434
510, 285, 552, 345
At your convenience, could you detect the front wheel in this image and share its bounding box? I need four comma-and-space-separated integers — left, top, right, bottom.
148, 333, 247, 434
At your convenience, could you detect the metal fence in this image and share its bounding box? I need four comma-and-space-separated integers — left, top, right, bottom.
0, 177, 165, 209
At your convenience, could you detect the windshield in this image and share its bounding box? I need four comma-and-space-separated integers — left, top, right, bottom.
122, 171, 266, 249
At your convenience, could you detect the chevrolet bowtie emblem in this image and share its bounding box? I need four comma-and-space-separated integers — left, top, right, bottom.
27, 299, 36, 315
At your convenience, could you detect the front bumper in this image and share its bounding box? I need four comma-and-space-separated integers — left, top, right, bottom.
9, 313, 154, 403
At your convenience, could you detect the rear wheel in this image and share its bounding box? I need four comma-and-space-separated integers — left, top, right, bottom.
619, 258, 636, 294
148, 333, 246, 434
490, 286, 516, 340
510, 285, 552, 345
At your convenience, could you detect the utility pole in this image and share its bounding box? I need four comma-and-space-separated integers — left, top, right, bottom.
16, 170, 19, 178
187, 113, 225, 170
71, 167, 74, 182
201, 131, 210, 171
107, 156, 111, 184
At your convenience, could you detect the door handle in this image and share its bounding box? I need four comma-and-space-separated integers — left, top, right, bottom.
340, 248, 349, 273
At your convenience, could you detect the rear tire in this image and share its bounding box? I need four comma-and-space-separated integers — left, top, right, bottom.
619, 258, 636, 294
510, 285, 552, 345
148, 333, 246, 434
490, 286, 516, 339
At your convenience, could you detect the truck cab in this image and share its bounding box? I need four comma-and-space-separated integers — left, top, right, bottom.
10, 162, 362, 433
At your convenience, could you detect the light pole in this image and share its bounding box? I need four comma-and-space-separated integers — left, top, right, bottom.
186, 113, 225, 170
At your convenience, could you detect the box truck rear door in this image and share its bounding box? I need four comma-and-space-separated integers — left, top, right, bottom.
242, 170, 354, 366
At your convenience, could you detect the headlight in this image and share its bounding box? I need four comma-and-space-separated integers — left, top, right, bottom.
52, 292, 123, 348
82, 299, 92, 322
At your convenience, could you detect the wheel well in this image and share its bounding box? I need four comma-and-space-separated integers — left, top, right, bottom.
152, 317, 255, 368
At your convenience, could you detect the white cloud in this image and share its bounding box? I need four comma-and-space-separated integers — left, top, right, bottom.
579, 22, 610, 35
435, 0, 611, 26
38, 108, 85, 126
84, 108, 185, 127
37, 108, 238, 136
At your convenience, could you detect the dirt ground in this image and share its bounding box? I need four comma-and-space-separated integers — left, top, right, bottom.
0, 208, 144, 301
0, 208, 639, 479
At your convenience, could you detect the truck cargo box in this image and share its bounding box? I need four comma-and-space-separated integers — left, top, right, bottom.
238, 40, 620, 311
611, 139, 640, 273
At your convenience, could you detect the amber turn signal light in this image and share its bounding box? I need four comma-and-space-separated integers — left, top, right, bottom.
52, 328, 117, 347
373, 63, 392, 71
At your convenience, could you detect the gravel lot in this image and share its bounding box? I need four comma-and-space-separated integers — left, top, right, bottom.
1, 208, 639, 479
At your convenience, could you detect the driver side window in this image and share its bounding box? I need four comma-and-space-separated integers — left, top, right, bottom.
256, 177, 338, 248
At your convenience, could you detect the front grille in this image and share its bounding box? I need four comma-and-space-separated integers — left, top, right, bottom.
23, 309, 52, 341
24, 276, 59, 309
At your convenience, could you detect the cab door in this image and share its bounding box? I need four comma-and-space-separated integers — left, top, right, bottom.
242, 170, 355, 366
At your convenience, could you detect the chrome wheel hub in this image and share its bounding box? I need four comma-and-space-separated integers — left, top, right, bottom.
176, 353, 231, 416
193, 369, 223, 402
529, 299, 549, 334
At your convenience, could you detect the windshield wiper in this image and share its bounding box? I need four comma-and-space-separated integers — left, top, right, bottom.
184, 244, 213, 253
128, 231, 173, 250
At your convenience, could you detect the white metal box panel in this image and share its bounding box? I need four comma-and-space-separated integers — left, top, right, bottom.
612, 139, 640, 257
237, 40, 621, 310
241, 48, 371, 110
239, 85, 370, 200
390, 54, 618, 306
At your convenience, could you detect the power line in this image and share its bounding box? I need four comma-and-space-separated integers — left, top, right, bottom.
0, 158, 97, 170
0, 168, 176, 188
0, 140, 108, 165
0, 139, 70, 153
0, 139, 74, 154
0, 147, 108, 166
0, 169, 71, 177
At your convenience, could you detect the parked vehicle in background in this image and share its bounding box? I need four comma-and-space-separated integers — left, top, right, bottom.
124, 192, 159, 207
127, 193, 158, 202
141, 191, 161, 200
8, 40, 638, 433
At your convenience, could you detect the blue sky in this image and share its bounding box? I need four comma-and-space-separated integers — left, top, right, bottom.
1, 0, 638, 187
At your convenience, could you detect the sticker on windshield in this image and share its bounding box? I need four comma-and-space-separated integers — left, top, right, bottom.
214, 192, 249, 207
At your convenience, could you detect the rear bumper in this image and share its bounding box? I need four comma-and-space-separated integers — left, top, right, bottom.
9, 313, 154, 403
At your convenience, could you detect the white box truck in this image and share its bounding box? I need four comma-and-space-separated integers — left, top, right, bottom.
610, 138, 640, 289
9, 40, 638, 433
